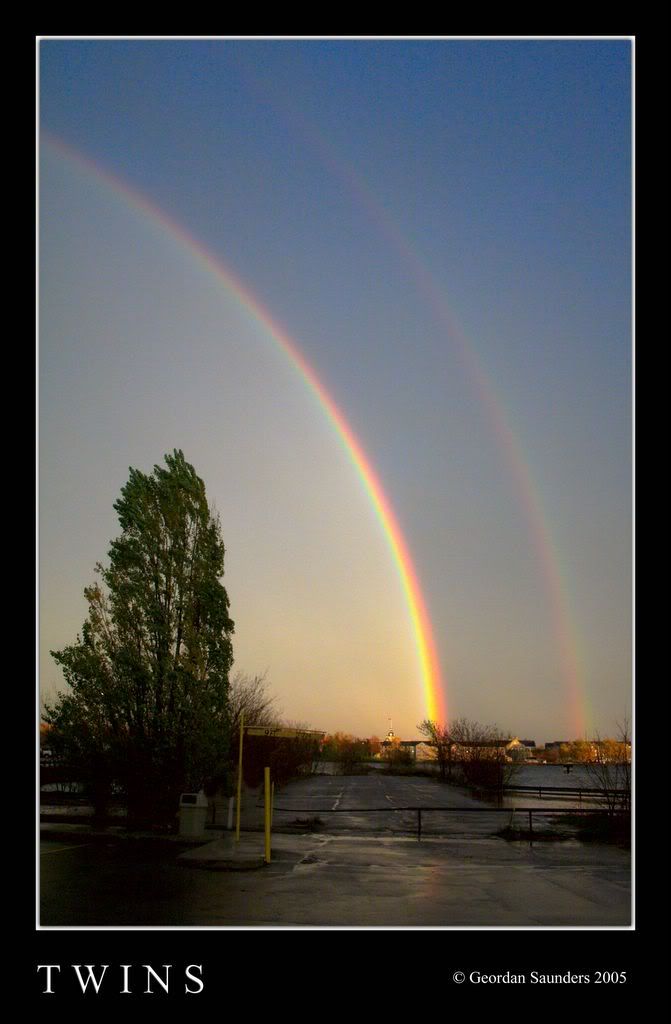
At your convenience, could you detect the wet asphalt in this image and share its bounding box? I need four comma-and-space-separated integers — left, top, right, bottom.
40, 771, 631, 928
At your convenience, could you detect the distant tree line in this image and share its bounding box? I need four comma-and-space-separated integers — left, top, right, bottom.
543, 738, 631, 764
319, 733, 381, 772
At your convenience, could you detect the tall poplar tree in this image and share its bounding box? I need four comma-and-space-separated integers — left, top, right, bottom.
45, 450, 235, 824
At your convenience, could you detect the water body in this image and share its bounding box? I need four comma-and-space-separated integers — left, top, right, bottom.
318, 761, 627, 790
509, 763, 628, 790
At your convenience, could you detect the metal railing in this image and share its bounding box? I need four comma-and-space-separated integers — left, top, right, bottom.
265, 803, 627, 843
499, 784, 629, 803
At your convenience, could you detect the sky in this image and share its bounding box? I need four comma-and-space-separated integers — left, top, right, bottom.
38, 37, 632, 744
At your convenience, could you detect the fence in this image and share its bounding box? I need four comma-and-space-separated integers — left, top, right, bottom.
261, 803, 628, 844
498, 784, 629, 805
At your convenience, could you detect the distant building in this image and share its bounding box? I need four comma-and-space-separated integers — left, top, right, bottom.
379, 730, 422, 760
505, 738, 533, 761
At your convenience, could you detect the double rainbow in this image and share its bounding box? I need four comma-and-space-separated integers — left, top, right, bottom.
246, 90, 590, 739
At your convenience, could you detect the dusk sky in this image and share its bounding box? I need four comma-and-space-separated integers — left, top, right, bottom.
39, 38, 632, 744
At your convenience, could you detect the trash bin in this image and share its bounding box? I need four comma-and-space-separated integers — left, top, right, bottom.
178, 791, 209, 836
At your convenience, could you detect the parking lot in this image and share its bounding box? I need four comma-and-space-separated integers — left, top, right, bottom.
40, 772, 631, 928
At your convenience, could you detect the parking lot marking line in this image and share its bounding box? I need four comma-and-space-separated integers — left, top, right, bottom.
42, 843, 92, 855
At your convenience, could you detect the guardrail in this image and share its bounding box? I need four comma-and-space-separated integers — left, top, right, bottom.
268, 804, 628, 843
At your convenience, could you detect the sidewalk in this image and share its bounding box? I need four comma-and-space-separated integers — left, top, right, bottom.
176, 830, 314, 870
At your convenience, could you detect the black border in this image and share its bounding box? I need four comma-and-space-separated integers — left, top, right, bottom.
31, 29, 646, 1002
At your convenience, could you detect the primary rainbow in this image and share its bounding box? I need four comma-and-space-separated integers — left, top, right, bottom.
41, 134, 447, 726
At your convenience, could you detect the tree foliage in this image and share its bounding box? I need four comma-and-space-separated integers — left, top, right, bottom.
417, 719, 453, 779
418, 717, 515, 788
203, 670, 281, 796
227, 670, 280, 739
381, 735, 414, 770
584, 719, 631, 816
558, 739, 594, 763
321, 733, 376, 772
44, 450, 235, 824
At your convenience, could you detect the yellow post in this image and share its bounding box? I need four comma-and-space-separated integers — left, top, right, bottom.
271, 781, 275, 829
264, 767, 271, 863
235, 712, 244, 842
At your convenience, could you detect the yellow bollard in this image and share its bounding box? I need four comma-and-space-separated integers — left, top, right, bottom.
264, 767, 271, 864
235, 712, 244, 842
271, 781, 275, 829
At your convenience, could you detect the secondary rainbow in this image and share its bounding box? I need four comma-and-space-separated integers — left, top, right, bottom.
41, 134, 447, 725
276, 108, 590, 738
